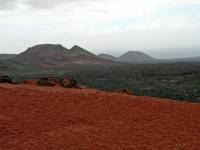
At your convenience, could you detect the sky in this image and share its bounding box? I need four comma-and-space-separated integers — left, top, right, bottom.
0, 0, 200, 58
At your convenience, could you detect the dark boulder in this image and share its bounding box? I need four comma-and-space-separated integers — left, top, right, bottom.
69, 79, 78, 87
10, 78, 26, 85
60, 78, 78, 88
48, 77, 62, 85
37, 77, 58, 86
118, 89, 133, 95
0, 75, 12, 83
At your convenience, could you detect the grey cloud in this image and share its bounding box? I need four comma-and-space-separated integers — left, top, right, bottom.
25, 0, 100, 9
0, 0, 95, 10
25, 0, 71, 9
0, 0, 18, 10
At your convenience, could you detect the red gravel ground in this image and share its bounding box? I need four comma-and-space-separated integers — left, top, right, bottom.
0, 83, 200, 149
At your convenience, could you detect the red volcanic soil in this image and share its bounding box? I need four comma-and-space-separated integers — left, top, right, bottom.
0, 83, 200, 149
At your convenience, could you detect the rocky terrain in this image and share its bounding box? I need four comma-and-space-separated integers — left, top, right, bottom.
0, 82, 199, 149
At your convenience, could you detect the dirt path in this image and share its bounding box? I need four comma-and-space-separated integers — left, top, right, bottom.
0, 83, 200, 149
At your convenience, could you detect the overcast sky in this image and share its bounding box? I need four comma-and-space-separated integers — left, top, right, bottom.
0, 0, 200, 58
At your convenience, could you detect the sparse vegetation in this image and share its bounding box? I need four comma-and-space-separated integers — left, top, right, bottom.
2, 62, 200, 102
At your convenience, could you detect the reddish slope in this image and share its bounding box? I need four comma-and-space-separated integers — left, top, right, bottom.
0, 83, 200, 149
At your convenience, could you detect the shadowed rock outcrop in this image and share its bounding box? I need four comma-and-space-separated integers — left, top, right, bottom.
118, 89, 133, 95
37, 77, 78, 88
37, 77, 60, 86
60, 78, 78, 88
11, 79, 25, 85
0, 75, 12, 83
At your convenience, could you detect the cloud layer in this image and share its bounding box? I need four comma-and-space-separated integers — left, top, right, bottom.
0, 0, 18, 10
0, 0, 101, 10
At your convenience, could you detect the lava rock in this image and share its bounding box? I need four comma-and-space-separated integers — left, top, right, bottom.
11, 79, 25, 85
118, 89, 133, 95
37, 77, 58, 86
60, 78, 78, 88
0, 75, 12, 83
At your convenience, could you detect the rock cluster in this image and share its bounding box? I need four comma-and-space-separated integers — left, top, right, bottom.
0, 75, 132, 93
0, 75, 84, 89
37, 77, 60, 86
0, 75, 25, 84
37, 77, 79, 88
60, 78, 78, 88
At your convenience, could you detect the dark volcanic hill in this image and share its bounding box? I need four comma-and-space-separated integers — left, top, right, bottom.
98, 51, 156, 63
69, 45, 96, 58
98, 51, 200, 64
12, 44, 121, 69
66, 45, 105, 64
14, 44, 69, 62
118, 51, 155, 63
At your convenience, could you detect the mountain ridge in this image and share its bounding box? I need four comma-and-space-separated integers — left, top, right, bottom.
0, 44, 200, 69
7, 44, 123, 69
98, 51, 156, 63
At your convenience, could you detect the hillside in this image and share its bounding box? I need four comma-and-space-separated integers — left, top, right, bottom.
98, 54, 119, 61
0, 83, 199, 149
12, 44, 122, 69
14, 44, 69, 62
69, 45, 96, 58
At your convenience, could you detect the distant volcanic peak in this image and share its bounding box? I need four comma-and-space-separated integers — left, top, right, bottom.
31, 44, 64, 48
8, 44, 123, 68
20, 44, 70, 57
70, 45, 91, 53
26, 44, 68, 52
70, 45, 85, 50
123, 51, 147, 56
98, 53, 114, 57
13, 44, 70, 63
120, 51, 154, 58
117, 50, 155, 64
69, 45, 96, 57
